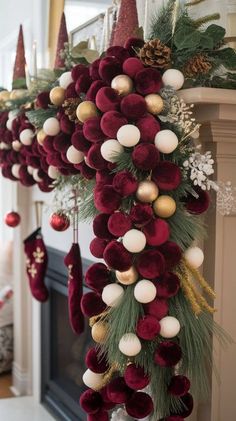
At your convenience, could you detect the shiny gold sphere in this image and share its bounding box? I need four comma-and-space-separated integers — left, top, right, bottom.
91, 321, 109, 344
76, 101, 98, 123
49, 86, 65, 106
153, 195, 176, 218
37, 129, 47, 145
145, 94, 164, 115
111, 74, 133, 96
116, 266, 139, 285
0, 90, 10, 101
10, 89, 28, 100
136, 180, 159, 203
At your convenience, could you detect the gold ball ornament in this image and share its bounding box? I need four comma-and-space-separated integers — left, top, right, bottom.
37, 129, 47, 145
153, 195, 176, 218
0, 90, 10, 101
49, 86, 65, 106
136, 180, 159, 203
116, 266, 139, 285
145, 94, 164, 115
91, 321, 109, 344
111, 74, 133, 96
10, 89, 28, 100
76, 101, 98, 123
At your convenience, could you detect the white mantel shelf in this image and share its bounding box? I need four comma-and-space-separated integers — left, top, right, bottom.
179, 87, 236, 105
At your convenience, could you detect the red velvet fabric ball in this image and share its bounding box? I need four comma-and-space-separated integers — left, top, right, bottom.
156, 272, 180, 298
2, 165, 17, 181
143, 297, 169, 320
108, 212, 132, 237
132, 144, 159, 170
124, 364, 150, 391
152, 162, 182, 191
125, 392, 154, 419
100, 386, 117, 410
154, 341, 182, 367
99, 56, 122, 84
185, 187, 210, 214
80, 389, 103, 414
130, 203, 153, 227
90, 238, 108, 258
71, 64, 89, 82
106, 46, 130, 63
124, 37, 145, 56
36, 91, 50, 109
101, 111, 128, 138
123, 57, 144, 78
60, 114, 74, 135
136, 250, 166, 279
65, 82, 77, 99
136, 115, 160, 143
158, 242, 182, 270
93, 213, 113, 239
121, 93, 146, 120
85, 263, 110, 292
89, 59, 101, 81
53, 133, 70, 152
19, 166, 35, 186
96, 87, 120, 113
135, 68, 162, 95
136, 315, 160, 340
83, 117, 105, 142
113, 171, 138, 197
96, 170, 114, 187
106, 377, 133, 404
75, 73, 92, 94
178, 393, 193, 417
86, 80, 106, 102
85, 348, 109, 374
95, 186, 122, 213
71, 131, 91, 153
43, 136, 55, 153
87, 409, 109, 421
103, 240, 133, 271
168, 375, 191, 397
143, 218, 170, 246
81, 292, 106, 317
75, 161, 96, 180
87, 143, 108, 170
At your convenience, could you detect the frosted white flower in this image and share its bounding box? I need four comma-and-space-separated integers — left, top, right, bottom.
217, 181, 236, 216
183, 151, 217, 191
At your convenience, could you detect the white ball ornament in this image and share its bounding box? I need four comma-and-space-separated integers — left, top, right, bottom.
134, 280, 157, 304
82, 369, 103, 390
6, 118, 14, 131
117, 124, 140, 147
100, 139, 124, 163
27, 166, 34, 175
102, 283, 124, 307
59, 71, 73, 89
184, 246, 204, 269
119, 333, 141, 357
43, 117, 60, 136
159, 316, 181, 338
162, 69, 185, 91
12, 164, 21, 178
12, 140, 22, 151
155, 130, 178, 154
66, 145, 84, 164
48, 165, 60, 179
33, 169, 43, 183
123, 229, 146, 253
20, 129, 34, 146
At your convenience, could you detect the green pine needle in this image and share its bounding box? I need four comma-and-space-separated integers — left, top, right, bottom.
26, 107, 57, 129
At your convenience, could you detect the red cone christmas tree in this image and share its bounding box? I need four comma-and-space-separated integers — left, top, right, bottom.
12, 24, 26, 85
113, 0, 139, 47
54, 12, 68, 69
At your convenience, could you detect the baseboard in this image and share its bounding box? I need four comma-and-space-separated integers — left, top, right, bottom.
12, 361, 31, 396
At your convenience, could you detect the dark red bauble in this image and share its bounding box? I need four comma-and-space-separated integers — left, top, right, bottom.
36, 91, 50, 109
132, 143, 159, 170
100, 386, 117, 410
4, 211, 21, 227
123, 57, 144, 78
143, 297, 169, 320
86, 80, 107, 102
158, 241, 182, 270
89, 59, 101, 81
18, 166, 36, 187
168, 375, 191, 397
130, 203, 153, 227
100, 111, 128, 138
65, 82, 77, 99
98, 56, 122, 84
136, 249, 165, 279
143, 218, 170, 246
106, 46, 130, 63
113, 171, 138, 197
152, 162, 182, 191
93, 213, 113, 240
185, 187, 210, 214
75, 161, 96, 180
87, 409, 109, 421
49, 212, 70, 232
154, 341, 182, 367
83, 117, 105, 143
75, 73, 92, 94
71, 64, 89, 82
90, 238, 108, 258
95, 186, 122, 214
156, 272, 180, 298
60, 114, 74, 135
135, 68, 162, 95
53, 133, 70, 152
178, 393, 194, 417
136, 114, 160, 143
79, 389, 103, 414
81, 292, 106, 317
42, 136, 55, 153
106, 377, 133, 404
96, 87, 120, 113
71, 131, 91, 153
108, 212, 132, 237
85, 348, 109, 374
121, 93, 146, 120
38, 180, 54, 193
85, 262, 110, 293
103, 240, 133, 271
124, 37, 145, 56
124, 364, 150, 391
136, 315, 160, 340
125, 392, 154, 419
96, 170, 114, 187
86, 143, 108, 170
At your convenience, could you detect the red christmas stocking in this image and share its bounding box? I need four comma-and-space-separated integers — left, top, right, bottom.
24, 228, 48, 302
64, 242, 84, 335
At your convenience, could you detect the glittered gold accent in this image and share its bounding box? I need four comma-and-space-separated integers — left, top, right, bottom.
28, 263, 37, 278
93, 363, 119, 391
33, 247, 45, 263
62, 97, 81, 121
89, 310, 110, 328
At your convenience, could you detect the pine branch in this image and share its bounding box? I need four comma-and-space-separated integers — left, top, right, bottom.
186, 0, 206, 6
26, 107, 57, 129
112, 151, 148, 181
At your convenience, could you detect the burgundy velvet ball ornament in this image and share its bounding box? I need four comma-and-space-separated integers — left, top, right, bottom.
93, 213, 113, 240
154, 341, 182, 367
96, 87, 120, 113
103, 240, 133, 271
53, 133, 70, 152
100, 386, 117, 411
42, 136, 55, 153
143, 218, 170, 246
19, 166, 36, 186
89, 59, 101, 81
158, 241, 182, 270
125, 392, 154, 419
90, 238, 108, 258
124, 37, 145, 56
152, 162, 182, 191
113, 171, 138, 197
96, 170, 114, 187
124, 364, 150, 391
98, 56, 122, 84
185, 186, 210, 214
87, 409, 109, 421
71, 131, 91, 153
75, 73, 92, 94
156, 272, 180, 298
121, 93, 146, 120
86, 143, 108, 170
36, 91, 50, 109
108, 212, 132, 237
106, 377, 133, 404
71, 63, 89, 82
135, 68, 162, 95
85, 262, 110, 293
100, 111, 128, 138
85, 348, 109, 374
178, 393, 194, 418
60, 114, 74, 135
106, 46, 130, 63
143, 297, 169, 320
123, 57, 144, 78
168, 375, 191, 397
136, 249, 166, 279
86, 80, 106, 102
136, 315, 161, 340
130, 203, 153, 227
83, 117, 105, 142
136, 114, 161, 143
81, 292, 106, 317
132, 144, 160, 170
65, 82, 77, 99
95, 186, 122, 213
80, 389, 103, 415
75, 161, 96, 180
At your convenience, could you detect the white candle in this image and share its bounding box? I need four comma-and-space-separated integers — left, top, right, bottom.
25, 64, 31, 90
32, 40, 37, 79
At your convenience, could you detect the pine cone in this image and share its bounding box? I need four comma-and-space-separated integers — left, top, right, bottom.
139, 39, 171, 69
184, 54, 212, 78
62, 97, 81, 121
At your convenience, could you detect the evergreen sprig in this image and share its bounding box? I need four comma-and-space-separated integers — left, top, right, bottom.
26, 107, 57, 129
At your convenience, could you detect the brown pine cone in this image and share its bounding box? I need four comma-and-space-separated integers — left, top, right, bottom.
62, 97, 81, 121
139, 39, 172, 69
184, 54, 212, 78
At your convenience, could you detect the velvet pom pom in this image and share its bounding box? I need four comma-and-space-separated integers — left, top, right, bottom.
123, 57, 144, 78
85, 348, 109, 374
185, 187, 210, 214
81, 292, 106, 317
83, 117, 105, 142
65, 82, 77, 99
36, 91, 50, 109
75, 73, 92, 94
156, 272, 180, 298
130, 203, 153, 227
71, 131, 91, 153
90, 238, 108, 258
101, 111, 128, 138
168, 375, 191, 397
136, 315, 160, 340
124, 364, 150, 391
158, 242, 182, 270
143, 297, 169, 320
132, 144, 159, 170
53, 133, 71, 152
99, 56, 122, 84
106, 377, 133, 404
106, 46, 130, 63
154, 341, 182, 367
136, 250, 165, 279
113, 171, 138, 197
95, 186, 122, 213
135, 68, 162, 95
124, 38, 145, 56
108, 212, 132, 237
87, 410, 109, 421
87, 143, 108, 170
103, 240, 133, 271
143, 218, 170, 246
75, 161, 96, 180
43, 136, 55, 153
136, 115, 160, 143
96, 87, 120, 113
60, 114, 74, 135
80, 389, 103, 414
125, 392, 154, 419
178, 393, 194, 417
96, 170, 114, 187
100, 387, 117, 410
71, 64, 89, 82
86, 80, 106, 102
152, 162, 182, 190
85, 263, 110, 292
121, 93, 146, 120
93, 213, 113, 239
89, 59, 101, 81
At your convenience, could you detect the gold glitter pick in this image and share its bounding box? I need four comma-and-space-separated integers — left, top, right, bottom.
89, 310, 110, 327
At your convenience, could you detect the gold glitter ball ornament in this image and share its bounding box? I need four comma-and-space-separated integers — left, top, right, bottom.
153, 195, 176, 218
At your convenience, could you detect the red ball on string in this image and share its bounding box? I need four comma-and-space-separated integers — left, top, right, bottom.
49, 212, 70, 231
4, 211, 21, 227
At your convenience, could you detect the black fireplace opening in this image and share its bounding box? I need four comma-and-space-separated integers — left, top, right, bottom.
41, 246, 93, 421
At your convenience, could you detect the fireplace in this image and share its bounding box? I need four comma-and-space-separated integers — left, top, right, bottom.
41, 246, 93, 421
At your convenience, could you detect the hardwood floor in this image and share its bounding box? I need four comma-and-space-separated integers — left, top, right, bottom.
0, 372, 14, 398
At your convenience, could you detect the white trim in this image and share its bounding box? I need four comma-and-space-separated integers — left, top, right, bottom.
11, 362, 31, 396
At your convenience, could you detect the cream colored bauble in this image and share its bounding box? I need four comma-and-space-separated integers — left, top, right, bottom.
82, 369, 103, 390
162, 69, 184, 91
154, 129, 178, 154
117, 124, 140, 147
153, 195, 176, 218
123, 229, 146, 253
49, 86, 65, 106
59, 71, 73, 89
20, 129, 34, 146
37, 129, 46, 145
136, 180, 159, 203
111, 74, 133, 96
116, 266, 139, 285
33, 169, 43, 183
6, 118, 13, 131
12, 164, 21, 178
27, 166, 34, 175
134, 280, 157, 304
184, 246, 204, 269
48, 165, 60, 180
12, 140, 22, 151
102, 283, 124, 307
10, 89, 27, 100
66, 145, 84, 164
159, 316, 181, 338
119, 333, 142, 356
8, 110, 18, 120
0, 90, 10, 101
43, 117, 60, 136
100, 139, 124, 162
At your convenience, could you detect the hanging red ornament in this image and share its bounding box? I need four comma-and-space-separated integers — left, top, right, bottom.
49, 212, 70, 231
4, 211, 21, 227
